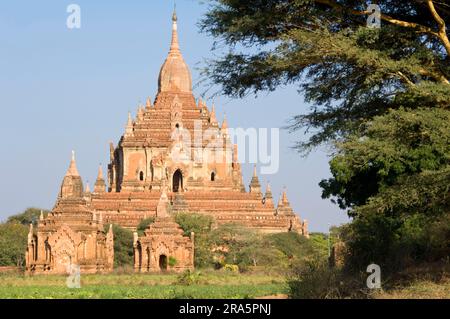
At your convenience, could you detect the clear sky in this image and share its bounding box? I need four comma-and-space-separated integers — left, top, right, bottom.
0, 0, 349, 232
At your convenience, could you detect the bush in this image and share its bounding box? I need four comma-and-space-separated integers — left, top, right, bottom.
341, 211, 450, 274
176, 270, 203, 286
137, 217, 155, 236
169, 256, 177, 267
288, 259, 368, 299
223, 264, 239, 272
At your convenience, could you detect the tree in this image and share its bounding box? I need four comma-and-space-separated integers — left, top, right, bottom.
106, 224, 134, 268
175, 212, 214, 236
175, 213, 215, 268
7, 207, 50, 226
200, 0, 450, 273
200, 0, 449, 152
320, 108, 450, 217
320, 108, 450, 270
0, 222, 28, 267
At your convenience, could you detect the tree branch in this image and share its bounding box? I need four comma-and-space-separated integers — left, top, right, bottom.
427, 0, 450, 57
315, 0, 449, 56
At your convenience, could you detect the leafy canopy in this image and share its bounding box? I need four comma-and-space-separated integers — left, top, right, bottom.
200, 0, 450, 152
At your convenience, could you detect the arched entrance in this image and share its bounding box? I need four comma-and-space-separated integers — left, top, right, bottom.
159, 254, 168, 271
173, 169, 183, 192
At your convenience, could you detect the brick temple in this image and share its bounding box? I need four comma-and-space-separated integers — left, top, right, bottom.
26, 11, 308, 274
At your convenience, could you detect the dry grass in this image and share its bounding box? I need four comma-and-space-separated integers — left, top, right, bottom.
372, 279, 450, 299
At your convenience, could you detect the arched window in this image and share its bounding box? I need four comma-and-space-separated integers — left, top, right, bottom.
139, 171, 144, 181
175, 123, 180, 129
211, 172, 215, 181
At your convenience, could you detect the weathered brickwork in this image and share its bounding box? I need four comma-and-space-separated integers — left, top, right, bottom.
26, 11, 308, 274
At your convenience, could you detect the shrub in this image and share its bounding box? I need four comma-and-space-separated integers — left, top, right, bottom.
288, 258, 368, 299
223, 264, 239, 272
169, 256, 177, 267
176, 269, 202, 286
137, 217, 155, 236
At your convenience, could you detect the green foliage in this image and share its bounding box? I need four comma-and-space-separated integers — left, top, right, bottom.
0, 272, 287, 299
223, 264, 239, 272
107, 224, 134, 268
176, 269, 202, 286
343, 211, 450, 273
201, 0, 450, 284
175, 213, 214, 268
210, 224, 322, 272
6, 208, 50, 226
321, 108, 450, 216
136, 217, 155, 236
168, 256, 177, 267
0, 207, 49, 267
175, 212, 214, 236
318, 107, 450, 272
0, 223, 28, 267
288, 258, 367, 299
200, 0, 450, 152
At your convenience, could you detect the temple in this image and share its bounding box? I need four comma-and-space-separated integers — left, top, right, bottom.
26, 10, 308, 274
26, 152, 114, 274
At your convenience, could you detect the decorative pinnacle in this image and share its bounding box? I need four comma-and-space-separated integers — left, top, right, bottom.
66, 150, 80, 176
222, 112, 228, 130
210, 104, 217, 124
169, 6, 180, 54
97, 164, 104, 180
172, 3, 177, 22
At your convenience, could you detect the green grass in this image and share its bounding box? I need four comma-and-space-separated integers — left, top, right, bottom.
0, 271, 287, 299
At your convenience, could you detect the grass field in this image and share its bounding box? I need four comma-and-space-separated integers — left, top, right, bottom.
0, 271, 288, 299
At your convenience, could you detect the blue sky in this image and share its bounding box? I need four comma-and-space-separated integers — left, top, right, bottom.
0, 0, 349, 232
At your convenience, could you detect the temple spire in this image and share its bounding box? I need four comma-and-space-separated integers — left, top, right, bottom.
265, 182, 273, 198
97, 164, 104, 180
210, 104, 218, 125
158, 10, 192, 93
94, 164, 106, 194
66, 150, 80, 176
85, 181, 91, 193
221, 113, 228, 135
282, 187, 289, 204
169, 5, 180, 55
125, 112, 133, 136
249, 165, 261, 194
